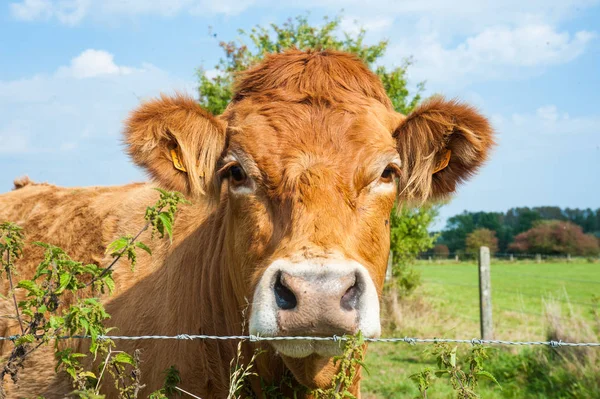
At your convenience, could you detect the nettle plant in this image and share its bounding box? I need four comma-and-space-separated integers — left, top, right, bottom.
0, 189, 187, 399
410, 343, 500, 399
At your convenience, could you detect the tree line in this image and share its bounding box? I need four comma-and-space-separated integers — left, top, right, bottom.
435, 207, 600, 256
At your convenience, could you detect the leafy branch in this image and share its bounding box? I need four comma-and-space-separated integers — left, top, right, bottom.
0, 189, 188, 398
0, 222, 25, 335
89, 188, 189, 287
311, 332, 367, 399
410, 343, 500, 399
148, 366, 181, 399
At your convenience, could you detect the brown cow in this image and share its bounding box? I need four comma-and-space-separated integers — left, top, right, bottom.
0, 49, 494, 398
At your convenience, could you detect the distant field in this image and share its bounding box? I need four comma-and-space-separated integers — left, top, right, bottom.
361, 260, 600, 398
416, 260, 600, 339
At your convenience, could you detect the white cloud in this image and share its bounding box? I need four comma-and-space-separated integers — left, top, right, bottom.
387, 24, 595, 87
0, 49, 195, 191
0, 121, 32, 154
10, 0, 53, 21
339, 15, 393, 36
13, 0, 593, 27
10, 0, 91, 25
56, 49, 137, 79
190, 0, 255, 16
202, 68, 224, 80
435, 103, 600, 229
508, 105, 600, 139
308, 0, 599, 32
9, 0, 255, 23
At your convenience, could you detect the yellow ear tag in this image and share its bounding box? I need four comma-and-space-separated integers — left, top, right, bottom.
432, 149, 451, 174
170, 147, 187, 173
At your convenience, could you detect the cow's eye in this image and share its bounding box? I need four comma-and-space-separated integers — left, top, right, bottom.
380, 166, 397, 184
228, 165, 247, 185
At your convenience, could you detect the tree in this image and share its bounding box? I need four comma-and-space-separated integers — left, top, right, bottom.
197, 13, 436, 297
197, 14, 423, 115
508, 220, 599, 256
440, 211, 502, 252
389, 205, 439, 296
466, 228, 499, 254
433, 244, 450, 258
439, 207, 600, 253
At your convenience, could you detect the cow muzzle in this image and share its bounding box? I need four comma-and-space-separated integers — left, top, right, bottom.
249, 257, 381, 358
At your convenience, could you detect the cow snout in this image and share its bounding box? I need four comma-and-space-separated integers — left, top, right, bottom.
273, 270, 361, 335
249, 257, 381, 358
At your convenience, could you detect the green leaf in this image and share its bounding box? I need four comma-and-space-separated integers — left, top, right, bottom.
153, 187, 169, 196
49, 315, 65, 329
17, 279, 42, 296
55, 272, 72, 294
79, 318, 89, 335
135, 241, 152, 255
476, 371, 501, 388
158, 212, 173, 240
82, 264, 100, 274
106, 237, 129, 255
112, 352, 135, 366
450, 346, 457, 368
15, 333, 35, 345
103, 274, 115, 294
78, 371, 97, 379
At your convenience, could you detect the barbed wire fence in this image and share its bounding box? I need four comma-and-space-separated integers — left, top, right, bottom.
0, 246, 598, 348
0, 333, 599, 347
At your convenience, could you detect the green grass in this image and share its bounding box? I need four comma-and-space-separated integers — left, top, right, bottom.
361, 260, 600, 398
417, 260, 600, 339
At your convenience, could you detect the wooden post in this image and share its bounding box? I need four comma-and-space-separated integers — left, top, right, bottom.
428, 256, 432, 263
567, 253, 571, 263
385, 250, 393, 282
536, 254, 541, 264
478, 246, 493, 340
455, 255, 459, 262
509, 254, 514, 262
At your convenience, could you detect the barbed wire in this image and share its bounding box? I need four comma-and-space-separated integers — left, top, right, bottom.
1, 333, 599, 347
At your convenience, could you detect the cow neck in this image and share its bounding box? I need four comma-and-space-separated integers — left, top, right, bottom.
171, 201, 245, 337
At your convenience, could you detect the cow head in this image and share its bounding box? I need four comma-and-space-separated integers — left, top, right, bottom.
124, 50, 494, 388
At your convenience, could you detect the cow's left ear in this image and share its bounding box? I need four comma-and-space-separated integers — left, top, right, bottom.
124, 94, 227, 198
394, 96, 495, 202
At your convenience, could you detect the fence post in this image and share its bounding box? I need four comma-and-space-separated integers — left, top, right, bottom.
385, 250, 393, 282
567, 253, 571, 263
428, 256, 432, 263
509, 253, 514, 262
478, 246, 493, 340
455, 255, 459, 262
536, 254, 541, 264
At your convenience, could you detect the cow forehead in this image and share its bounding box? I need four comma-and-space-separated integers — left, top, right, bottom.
225, 100, 402, 176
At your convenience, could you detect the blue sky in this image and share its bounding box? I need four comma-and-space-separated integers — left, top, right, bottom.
1, 0, 599, 230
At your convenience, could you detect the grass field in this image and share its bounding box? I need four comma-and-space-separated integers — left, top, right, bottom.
361, 260, 600, 398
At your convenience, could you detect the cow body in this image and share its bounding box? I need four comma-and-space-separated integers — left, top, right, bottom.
0, 181, 292, 397
0, 50, 494, 398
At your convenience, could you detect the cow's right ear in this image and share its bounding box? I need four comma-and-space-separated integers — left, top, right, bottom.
124, 94, 227, 198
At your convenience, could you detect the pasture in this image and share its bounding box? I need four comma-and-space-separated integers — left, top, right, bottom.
362, 260, 600, 398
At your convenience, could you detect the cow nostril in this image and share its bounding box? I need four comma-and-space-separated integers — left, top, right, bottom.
274, 272, 297, 310
341, 279, 360, 311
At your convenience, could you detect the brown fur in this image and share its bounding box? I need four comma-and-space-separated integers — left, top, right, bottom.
0, 49, 494, 398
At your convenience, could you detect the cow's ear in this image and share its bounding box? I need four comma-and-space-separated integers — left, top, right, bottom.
124, 94, 227, 198
394, 96, 495, 202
